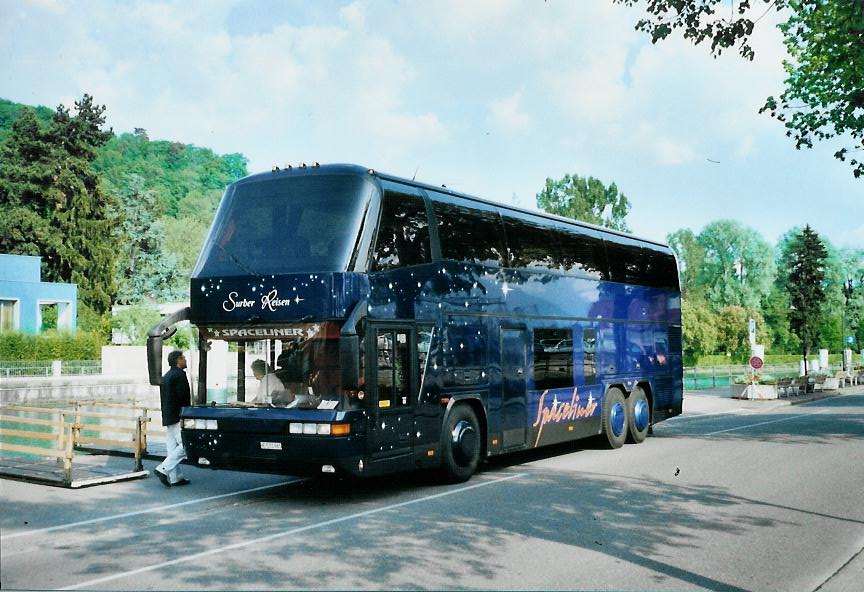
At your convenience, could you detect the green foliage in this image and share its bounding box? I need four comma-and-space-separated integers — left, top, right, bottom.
694, 220, 775, 310
536, 173, 631, 231
111, 303, 195, 348
616, 0, 863, 178
1, 96, 249, 306
114, 174, 184, 304
666, 228, 705, 297
762, 0, 864, 179
0, 331, 103, 361
786, 225, 829, 365
681, 295, 719, 365
0, 98, 52, 144
111, 304, 162, 346
95, 131, 246, 218
715, 305, 769, 362
0, 95, 120, 315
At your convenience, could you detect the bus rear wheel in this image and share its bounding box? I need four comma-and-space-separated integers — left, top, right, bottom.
439, 404, 480, 483
602, 387, 628, 449
626, 386, 650, 444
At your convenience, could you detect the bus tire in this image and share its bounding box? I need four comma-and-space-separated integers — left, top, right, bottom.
602, 387, 628, 449
626, 386, 650, 444
439, 404, 480, 483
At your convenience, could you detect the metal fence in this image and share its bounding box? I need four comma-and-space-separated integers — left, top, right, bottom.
0, 360, 102, 378
683, 363, 844, 390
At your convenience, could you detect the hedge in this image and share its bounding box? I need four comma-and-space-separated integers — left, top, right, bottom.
695, 353, 843, 366
0, 331, 104, 361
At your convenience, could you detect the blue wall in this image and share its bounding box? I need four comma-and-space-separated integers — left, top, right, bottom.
0, 254, 78, 334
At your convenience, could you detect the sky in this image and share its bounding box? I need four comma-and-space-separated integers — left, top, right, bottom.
1, 0, 861, 250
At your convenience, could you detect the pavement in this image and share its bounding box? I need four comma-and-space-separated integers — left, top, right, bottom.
683, 382, 864, 415
2, 385, 863, 590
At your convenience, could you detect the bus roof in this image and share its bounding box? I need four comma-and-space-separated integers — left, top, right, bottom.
235, 163, 672, 252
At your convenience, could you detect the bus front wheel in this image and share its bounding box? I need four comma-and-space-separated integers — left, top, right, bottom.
440, 404, 480, 483
626, 386, 650, 444
602, 388, 628, 449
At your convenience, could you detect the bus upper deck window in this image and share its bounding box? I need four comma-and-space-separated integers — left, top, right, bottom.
371, 187, 430, 272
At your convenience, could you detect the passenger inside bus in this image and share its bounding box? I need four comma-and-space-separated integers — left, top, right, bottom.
250, 359, 286, 405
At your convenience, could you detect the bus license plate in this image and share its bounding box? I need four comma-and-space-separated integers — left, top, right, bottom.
260, 441, 282, 450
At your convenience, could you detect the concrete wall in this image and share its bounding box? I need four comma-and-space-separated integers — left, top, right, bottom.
0, 375, 157, 405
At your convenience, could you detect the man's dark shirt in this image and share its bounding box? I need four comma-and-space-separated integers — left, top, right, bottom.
160, 366, 191, 426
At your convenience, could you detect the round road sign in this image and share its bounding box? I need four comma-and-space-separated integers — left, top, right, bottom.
749, 356, 764, 369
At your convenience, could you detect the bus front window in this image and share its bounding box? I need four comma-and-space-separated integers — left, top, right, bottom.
236, 321, 364, 411
193, 174, 376, 278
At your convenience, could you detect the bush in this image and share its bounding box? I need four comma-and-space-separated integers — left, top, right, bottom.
0, 330, 104, 361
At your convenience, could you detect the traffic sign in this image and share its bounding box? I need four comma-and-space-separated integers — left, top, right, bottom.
749, 356, 764, 370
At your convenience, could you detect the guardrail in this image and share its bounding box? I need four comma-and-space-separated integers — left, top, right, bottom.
683, 363, 845, 390
0, 360, 102, 378
0, 400, 159, 486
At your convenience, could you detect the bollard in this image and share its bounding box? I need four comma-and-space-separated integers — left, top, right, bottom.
133, 416, 144, 472
63, 421, 74, 486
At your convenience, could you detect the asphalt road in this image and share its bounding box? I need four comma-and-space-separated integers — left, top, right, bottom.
2, 390, 863, 591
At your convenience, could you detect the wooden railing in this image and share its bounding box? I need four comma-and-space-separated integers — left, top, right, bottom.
0, 400, 159, 486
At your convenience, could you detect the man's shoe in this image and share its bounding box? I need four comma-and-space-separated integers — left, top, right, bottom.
153, 469, 171, 488
172, 478, 191, 486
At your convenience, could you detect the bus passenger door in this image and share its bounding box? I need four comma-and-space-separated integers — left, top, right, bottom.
368, 326, 416, 459
500, 327, 527, 449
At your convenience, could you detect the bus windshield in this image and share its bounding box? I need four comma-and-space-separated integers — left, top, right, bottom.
226, 321, 360, 411
194, 174, 376, 277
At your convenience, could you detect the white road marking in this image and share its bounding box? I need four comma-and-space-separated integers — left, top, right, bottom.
704, 409, 829, 435
2, 479, 305, 541
59, 472, 526, 591
661, 409, 751, 423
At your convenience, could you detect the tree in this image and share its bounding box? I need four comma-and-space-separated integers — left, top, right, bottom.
114, 174, 183, 304
785, 225, 829, 374
715, 305, 768, 361
681, 295, 719, 365
666, 228, 705, 297
694, 220, 775, 311
615, 0, 864, 179
0, 95, 119, 317
839, 248, 864, 352
536, 173, 631, 231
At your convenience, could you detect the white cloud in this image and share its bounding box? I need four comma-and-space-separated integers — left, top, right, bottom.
654, 138, 698, 166
1, 1, 860, 249
489, 90, 532, 133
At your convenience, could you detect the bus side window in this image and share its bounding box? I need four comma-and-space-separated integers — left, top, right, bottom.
534, 328, 574, 390
371, 187, 430, 272
583, 328, 597, 386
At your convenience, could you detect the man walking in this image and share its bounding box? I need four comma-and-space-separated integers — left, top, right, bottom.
154, 350, 191, 487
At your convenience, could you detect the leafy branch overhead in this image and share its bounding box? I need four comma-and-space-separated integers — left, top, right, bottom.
615, 0, 864, 178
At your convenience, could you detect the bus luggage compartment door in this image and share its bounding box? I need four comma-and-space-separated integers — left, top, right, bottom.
500, 327, 528, 449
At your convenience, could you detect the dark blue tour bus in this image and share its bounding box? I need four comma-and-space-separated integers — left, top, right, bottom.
147, 164, 682, 482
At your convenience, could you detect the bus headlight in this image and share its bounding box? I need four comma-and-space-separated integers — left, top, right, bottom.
183, 419, 218, 430
288, 422, 351, 436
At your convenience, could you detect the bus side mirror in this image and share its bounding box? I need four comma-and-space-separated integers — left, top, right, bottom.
340, 335, 360, 389
146, 306, 191, 386
147, 334, 164, 386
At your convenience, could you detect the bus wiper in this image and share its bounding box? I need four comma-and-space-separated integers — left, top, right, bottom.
214, 241, 265, 279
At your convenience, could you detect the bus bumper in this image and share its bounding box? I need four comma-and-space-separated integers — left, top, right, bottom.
182, 430, 369, 477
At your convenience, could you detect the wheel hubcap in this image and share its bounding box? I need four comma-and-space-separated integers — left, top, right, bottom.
610, 401, 625, 437
634, 399, 650, 432
451, 420, 478, 466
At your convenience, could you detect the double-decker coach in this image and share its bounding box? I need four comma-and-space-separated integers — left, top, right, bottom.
147, 164, 682, 482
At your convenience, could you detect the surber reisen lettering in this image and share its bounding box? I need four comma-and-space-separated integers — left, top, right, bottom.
532, 387, 599, 447
222, 289, 292, 312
